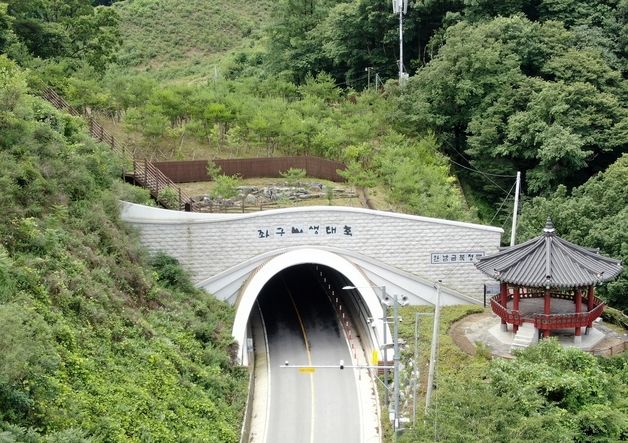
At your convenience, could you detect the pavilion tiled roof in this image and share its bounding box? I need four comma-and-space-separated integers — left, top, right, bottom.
475, 218, 623, 288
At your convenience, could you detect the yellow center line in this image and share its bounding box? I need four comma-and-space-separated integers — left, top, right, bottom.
284, 280, 315, 443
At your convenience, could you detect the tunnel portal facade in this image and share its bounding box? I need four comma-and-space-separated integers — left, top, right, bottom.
120, 203, 503, 363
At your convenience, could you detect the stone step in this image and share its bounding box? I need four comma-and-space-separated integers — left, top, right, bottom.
511, 323, 537, 351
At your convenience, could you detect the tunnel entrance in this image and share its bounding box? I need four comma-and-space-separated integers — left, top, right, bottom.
248, 264, 370, 443
256, 264, 345, 355
250, 263, 378, 368
232, 248, 386, 366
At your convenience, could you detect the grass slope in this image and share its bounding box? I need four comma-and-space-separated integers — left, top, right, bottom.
0, 57, 247, 442
114, 0, 272, 80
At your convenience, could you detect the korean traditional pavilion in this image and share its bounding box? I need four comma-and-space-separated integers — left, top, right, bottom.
475, 218, 623, 344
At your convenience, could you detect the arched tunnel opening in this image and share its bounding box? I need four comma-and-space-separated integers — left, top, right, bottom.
246, 263, 378, 443
251, 263, 375, 366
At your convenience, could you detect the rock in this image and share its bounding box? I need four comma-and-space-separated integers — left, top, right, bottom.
244, 194, 257, 205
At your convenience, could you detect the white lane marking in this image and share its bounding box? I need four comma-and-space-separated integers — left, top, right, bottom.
257, 301, 272, 443
282, 278, 315, 443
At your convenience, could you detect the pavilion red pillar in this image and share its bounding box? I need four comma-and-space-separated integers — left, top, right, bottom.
500, 282, 508, 332
543, 289, 551, 338
587, 285, 595, 329
512, 287, 520, 333
574, 288, 582, 341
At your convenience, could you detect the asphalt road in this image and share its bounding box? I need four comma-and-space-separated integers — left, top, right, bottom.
256, 265, 361, 443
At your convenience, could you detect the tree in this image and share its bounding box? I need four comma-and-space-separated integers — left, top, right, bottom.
280, 167, 307, 186
394, 15, 626, 208
404, 340, 628, 442
206, 160, 222, 181
265, 0, 336, 82
0, 3, 15, 53
5, 0, 121, 70
211, 174, 241, 200
125, 104, 168, 144
377, 133, 474, 220
517, 154, 628, 311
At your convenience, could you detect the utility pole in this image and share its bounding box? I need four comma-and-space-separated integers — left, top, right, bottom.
343, 285, 405, 436
510, 171, 521, 246
425, 282, 441, 412
383, 302, 389, 404
365, 67, 373, 90
392, 0, 408, 84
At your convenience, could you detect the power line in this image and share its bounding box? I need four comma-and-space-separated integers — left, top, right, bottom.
439, 178, 517, 283
444, 142, 517, 195
489, 180, 516, 224
448, 158, 517, 179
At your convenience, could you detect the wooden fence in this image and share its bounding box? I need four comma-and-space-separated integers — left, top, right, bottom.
40, 87, 194, 211
591, 341, 627, 357
153, 156, 347, 183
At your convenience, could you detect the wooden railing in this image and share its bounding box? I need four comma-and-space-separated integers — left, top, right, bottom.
490, 298, 521, 324
490, 294, 605, 330
40, 87, 194, 211
133, 160, 194, 211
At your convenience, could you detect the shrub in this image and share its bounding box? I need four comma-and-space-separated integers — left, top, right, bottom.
280, 167, 306, 186
211, 174, 240, 200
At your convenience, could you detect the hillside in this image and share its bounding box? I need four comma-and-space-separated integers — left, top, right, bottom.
0, 57, 247, 441
114, 0, 273, 81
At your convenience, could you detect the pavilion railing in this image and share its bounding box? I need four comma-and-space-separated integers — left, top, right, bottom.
490, 298, 521, 325
489, 294, 606, 330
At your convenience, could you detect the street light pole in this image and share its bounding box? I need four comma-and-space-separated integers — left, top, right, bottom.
425, 282, 441, 412
392, 293, 400, 442
342, 284, 404, 438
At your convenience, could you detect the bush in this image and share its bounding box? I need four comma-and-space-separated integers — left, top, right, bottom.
601, 307, 628, 330
211, 174, 241, 200
149, 253, 195, 293
158, 186, 180, 209
280, 167, 306, 186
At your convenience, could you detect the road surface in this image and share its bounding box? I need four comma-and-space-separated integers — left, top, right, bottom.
255, 266, 362, 443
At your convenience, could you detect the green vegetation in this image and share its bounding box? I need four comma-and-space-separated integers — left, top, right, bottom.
59, 70, 473, 220
404, 340, 627, 442
397, 306, 628, 442
0, 57, 246, 441
1, 0, 626, 440
211, 174, 241, 200
114, 0, 273, 81
1, 0, 120, 71
280, 167, 307, 186
394, 14, 626, 203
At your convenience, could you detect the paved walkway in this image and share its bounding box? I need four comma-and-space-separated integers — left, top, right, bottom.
450, 311, 627, 358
